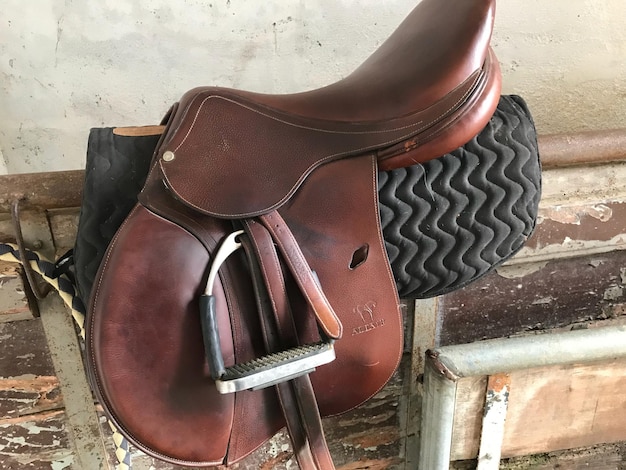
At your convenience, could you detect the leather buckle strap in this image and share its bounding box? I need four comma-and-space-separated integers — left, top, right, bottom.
259, 211, 343, 339
243, 219, 336, 470
199, 230, 336, 394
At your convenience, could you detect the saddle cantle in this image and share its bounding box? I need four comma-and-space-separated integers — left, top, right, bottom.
86, 0, 501, 467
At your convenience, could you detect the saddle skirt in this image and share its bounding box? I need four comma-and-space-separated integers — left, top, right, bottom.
86, 0, 501, 467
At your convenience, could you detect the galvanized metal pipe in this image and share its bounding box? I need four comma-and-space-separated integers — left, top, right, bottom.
418, 324, 626, 469
419, 360, 458, 470
431, 324, 626, 378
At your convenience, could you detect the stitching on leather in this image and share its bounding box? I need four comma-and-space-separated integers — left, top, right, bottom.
331, 157, 404, 416
89, 205, 225, 467
172, 94, 211, 153
160, 67, 484, 219
90, 203, 139, 346
381, 57, 492, 164
172, 69, 481, 156
369, 155, 403, 383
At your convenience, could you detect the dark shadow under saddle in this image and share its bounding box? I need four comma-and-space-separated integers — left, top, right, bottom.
84, 0, 513, 468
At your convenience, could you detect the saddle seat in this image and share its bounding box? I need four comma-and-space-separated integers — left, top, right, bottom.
157, 0, 500, 219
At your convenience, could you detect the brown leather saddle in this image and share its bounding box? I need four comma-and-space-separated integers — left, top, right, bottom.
86, 0, 501, 467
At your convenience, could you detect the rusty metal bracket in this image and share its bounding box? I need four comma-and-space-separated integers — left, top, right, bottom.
10, 198, 52, 301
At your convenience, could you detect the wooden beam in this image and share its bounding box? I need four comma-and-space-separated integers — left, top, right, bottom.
453, 443, 626, 470
450, 358, 626, 460
0, 409, 75, 467
438, 249, 626, 346
38, 293, 107, 468
0, 170, 84, 212
0, 261, 31, 322
476, 374, 511, 469
420, 323, 626, 464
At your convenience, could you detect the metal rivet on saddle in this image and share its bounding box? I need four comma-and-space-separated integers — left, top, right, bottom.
162, 150, 175, 162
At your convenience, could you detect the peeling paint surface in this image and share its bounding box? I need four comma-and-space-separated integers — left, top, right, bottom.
477, 374, 511, 470
515, 233, 626, 264
539, 204, 613, 225
497, 262, 549, 279
0, 262, 30, 321
439, 250, 626, 345
0, 410, 73, 468
539, 164, 626, 207
511, 199, 626, 265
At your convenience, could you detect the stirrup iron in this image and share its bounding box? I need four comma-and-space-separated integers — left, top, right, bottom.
199, 230, 336, 394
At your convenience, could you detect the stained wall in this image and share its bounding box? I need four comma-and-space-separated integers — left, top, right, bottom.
1, 1, 625, 173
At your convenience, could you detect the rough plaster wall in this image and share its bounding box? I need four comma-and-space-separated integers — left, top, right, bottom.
494, 1, 626, 137
1, 0, 625, 174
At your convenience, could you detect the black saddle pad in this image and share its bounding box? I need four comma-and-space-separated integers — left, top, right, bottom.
74, 95, 541, 303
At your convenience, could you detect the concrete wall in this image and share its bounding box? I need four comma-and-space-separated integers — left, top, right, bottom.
1, 0, 625, 174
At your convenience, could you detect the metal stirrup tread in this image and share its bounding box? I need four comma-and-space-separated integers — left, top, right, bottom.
200, 230, 336, 394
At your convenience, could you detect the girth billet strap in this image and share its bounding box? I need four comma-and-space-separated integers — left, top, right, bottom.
243, 219, 335, 469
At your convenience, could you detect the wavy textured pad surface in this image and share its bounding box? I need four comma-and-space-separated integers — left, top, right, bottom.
74, 95, 540, 303
380, 95, 541, 298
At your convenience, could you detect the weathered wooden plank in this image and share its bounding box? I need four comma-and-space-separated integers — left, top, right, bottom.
501, 445, 624, 470
453, 443, 626, 469
476, 374, 510, 469
0, 262, 30, 322
438, 250, 626, 345
326, 365, 405, 468
0, 210, 56, 259
0, 316, 68, 467
0, 171, 83, 213
38, 294, 106, 469
47, 209, 80, 255
520, 200, 626, 262
0, 376, 62, 419
0, 320, 56, 379
0, 409, 74, 469
449, 358, 626, 461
